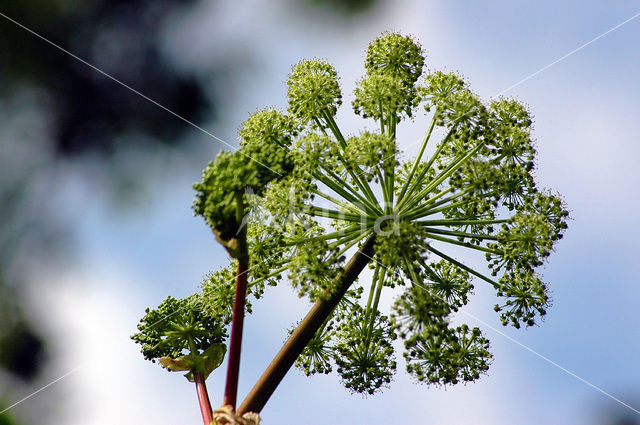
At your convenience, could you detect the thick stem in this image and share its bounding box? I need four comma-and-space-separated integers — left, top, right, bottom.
223, 260, 249, 409
237, 235, 376, 415
195, 371, 214, 425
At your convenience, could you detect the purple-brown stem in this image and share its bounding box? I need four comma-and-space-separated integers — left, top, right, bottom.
223, 260, 249, 409
194, 371, 214, 425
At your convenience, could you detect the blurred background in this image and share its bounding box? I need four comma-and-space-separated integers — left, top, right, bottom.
1, 1, 639, 424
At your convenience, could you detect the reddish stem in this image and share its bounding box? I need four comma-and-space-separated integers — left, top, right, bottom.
194, 371, 213, 425
223, 260, 249, 409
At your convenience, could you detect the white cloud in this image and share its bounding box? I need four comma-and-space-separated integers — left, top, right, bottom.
31, 268, 204, 425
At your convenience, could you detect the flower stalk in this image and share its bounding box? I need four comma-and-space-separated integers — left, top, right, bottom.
194, 371, 214, 425
223, 259, 249, 409
223, 192, 250, 410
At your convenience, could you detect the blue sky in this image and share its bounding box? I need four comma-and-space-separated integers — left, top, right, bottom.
7, 1, 640, 424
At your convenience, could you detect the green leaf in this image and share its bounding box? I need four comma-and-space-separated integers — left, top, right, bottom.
184, 343, 228, 381
158, 342, 227, 382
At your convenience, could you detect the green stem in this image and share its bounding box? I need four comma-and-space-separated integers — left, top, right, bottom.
402, 188, 474, 220
397, 125, 458, 207
398, 186, 454, 218
315, 226, 368, 243
342, 163, 381, 210
314, 117, 328, 134
343, 162, 381, 210
333, 228, 373, 255
322, 110, 347, 148
370, 268, 386, 314
396, 111, 438, 202
391, 115, 397, 139
321, 110, 381, 209
425, 245, 500, 288
312, 189, 365, 215
187, 336, 199, 355
387, 172, 395, 214
378, 168, 390, 213
315, 169, 381, 216
407, 198, 470, 219
403, 256, 422, 287
308, 206, 371, 223
399, 143, 483, 214
420, 226, 498, 241
247, 265, 289, 288
313, 171, 379, 216
363, 263, 381, 322
277, 226, 365, 249
415, 218, 509, 226
385, 139, 395, 215
423, 232, 500, 255
364, 266, 386, 348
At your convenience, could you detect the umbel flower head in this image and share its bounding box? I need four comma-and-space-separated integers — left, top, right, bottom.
192, 32, 568, 394
193, 108, 297, 259
131, 294, 228, 381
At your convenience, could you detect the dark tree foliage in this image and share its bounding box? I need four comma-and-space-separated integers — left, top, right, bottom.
0, 0, 210, 156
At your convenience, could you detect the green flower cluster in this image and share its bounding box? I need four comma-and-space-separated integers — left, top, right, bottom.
427, 260, 473, 310
201, 262, 247, 323
239, 109, 299, 183
294, 289, 397, 394
374, 220, 429, 269
353, 33, 424, 130
177, 32, 568, 396
334, 305, 396, 394
131, 294, 228, 380
364, 32, 424, 85
287, 235, 344, 300
193, 151, 257, 244
192, 108, 298, 257
294, 288, 360, 377
390, 265, 490, 385
295, 319, 335, 376
287, 60, 342, 128
391, 279, 451, 338
404, 324, 491, 385
353, 73, 419, 121
344, 132, 397, 181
